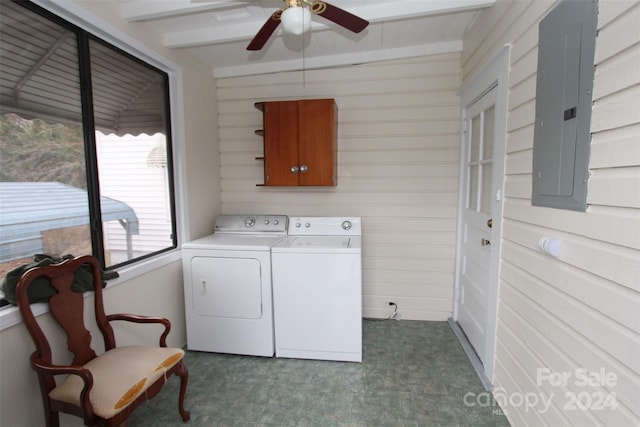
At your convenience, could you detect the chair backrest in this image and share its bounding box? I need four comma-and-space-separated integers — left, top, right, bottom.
16, 255, 115, 370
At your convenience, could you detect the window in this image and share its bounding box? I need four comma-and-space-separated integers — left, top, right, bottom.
0, 1, 177, 286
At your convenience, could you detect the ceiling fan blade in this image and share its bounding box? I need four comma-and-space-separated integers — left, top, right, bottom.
247, 10, 282, 51
311, 1, 369, 34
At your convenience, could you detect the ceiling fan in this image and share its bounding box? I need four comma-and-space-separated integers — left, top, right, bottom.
247, 0, 369, 51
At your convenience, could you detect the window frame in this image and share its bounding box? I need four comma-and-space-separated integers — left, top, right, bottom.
83, 33, 179, 269
0, 0, 188, 330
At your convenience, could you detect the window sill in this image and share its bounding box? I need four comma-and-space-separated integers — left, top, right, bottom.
0, 250, 182, 332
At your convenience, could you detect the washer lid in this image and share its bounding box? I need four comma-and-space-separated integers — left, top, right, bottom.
272, 236, 361, 253
183, 233, 285, 250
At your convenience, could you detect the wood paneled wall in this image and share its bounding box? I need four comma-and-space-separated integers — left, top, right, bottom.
216, 54, 462, 320
463, 1, 640, 425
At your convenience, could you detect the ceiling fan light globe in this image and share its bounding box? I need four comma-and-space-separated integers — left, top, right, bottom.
281, 6, 311, 35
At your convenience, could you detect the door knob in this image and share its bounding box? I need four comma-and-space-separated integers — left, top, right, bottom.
290, 165, 299, 174
481, 238, 491, 246
487, 219, 493, 228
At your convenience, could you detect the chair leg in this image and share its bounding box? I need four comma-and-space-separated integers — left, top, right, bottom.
44, 409, 59, 427
176, 361, 190, 422
40, 394, 59, 427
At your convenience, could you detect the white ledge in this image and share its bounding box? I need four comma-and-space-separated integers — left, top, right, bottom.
0, 250, 181, 331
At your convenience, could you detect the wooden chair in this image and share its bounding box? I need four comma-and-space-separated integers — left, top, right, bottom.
15, 255, 190, 426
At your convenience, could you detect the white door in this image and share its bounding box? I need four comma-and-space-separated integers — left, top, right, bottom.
457, 86, 498, 363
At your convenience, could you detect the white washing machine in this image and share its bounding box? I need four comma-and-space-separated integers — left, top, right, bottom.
271, 217, 362, 362
182, 214, 287, 356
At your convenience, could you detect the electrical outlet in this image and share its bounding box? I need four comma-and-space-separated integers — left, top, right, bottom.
387, 301, 400, 320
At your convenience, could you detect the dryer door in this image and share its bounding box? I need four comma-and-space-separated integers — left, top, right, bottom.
190, 256, 262, 319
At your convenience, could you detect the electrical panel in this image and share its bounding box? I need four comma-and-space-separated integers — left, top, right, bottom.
532, 0, 597, 211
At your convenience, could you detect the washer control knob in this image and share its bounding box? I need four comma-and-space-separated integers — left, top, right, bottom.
264, 219, 270, 225
295, 223, 301, 228
342, 220, 352, 230
245, 217, 256, 227
273, 220, 279, 225
305, 223, 311, 228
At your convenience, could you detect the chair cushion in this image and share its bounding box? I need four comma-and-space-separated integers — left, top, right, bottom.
49, 346, 184, 419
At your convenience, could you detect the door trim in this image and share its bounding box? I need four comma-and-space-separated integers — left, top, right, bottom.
453, 45, 510, 388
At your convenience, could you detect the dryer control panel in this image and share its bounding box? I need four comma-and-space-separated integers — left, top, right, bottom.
214, 215, 288, 234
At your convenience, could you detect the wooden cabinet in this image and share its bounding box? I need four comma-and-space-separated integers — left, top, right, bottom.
256, 99, 337, 186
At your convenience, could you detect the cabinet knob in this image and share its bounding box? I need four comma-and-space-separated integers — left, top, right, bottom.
290, 165, 299, 174
300, 164, 309, 173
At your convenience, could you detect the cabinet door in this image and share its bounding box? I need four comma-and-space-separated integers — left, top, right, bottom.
298, 99, 336, 186
264, 101, 299, 186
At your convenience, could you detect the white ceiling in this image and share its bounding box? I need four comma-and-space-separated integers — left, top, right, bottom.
119, 0, 495, 78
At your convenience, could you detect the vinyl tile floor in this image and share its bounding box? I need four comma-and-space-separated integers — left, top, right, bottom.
128, 320, 511, 426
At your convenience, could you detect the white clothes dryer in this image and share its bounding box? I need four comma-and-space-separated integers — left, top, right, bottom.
271, 217, 362, 362
182, 215, 287, 356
